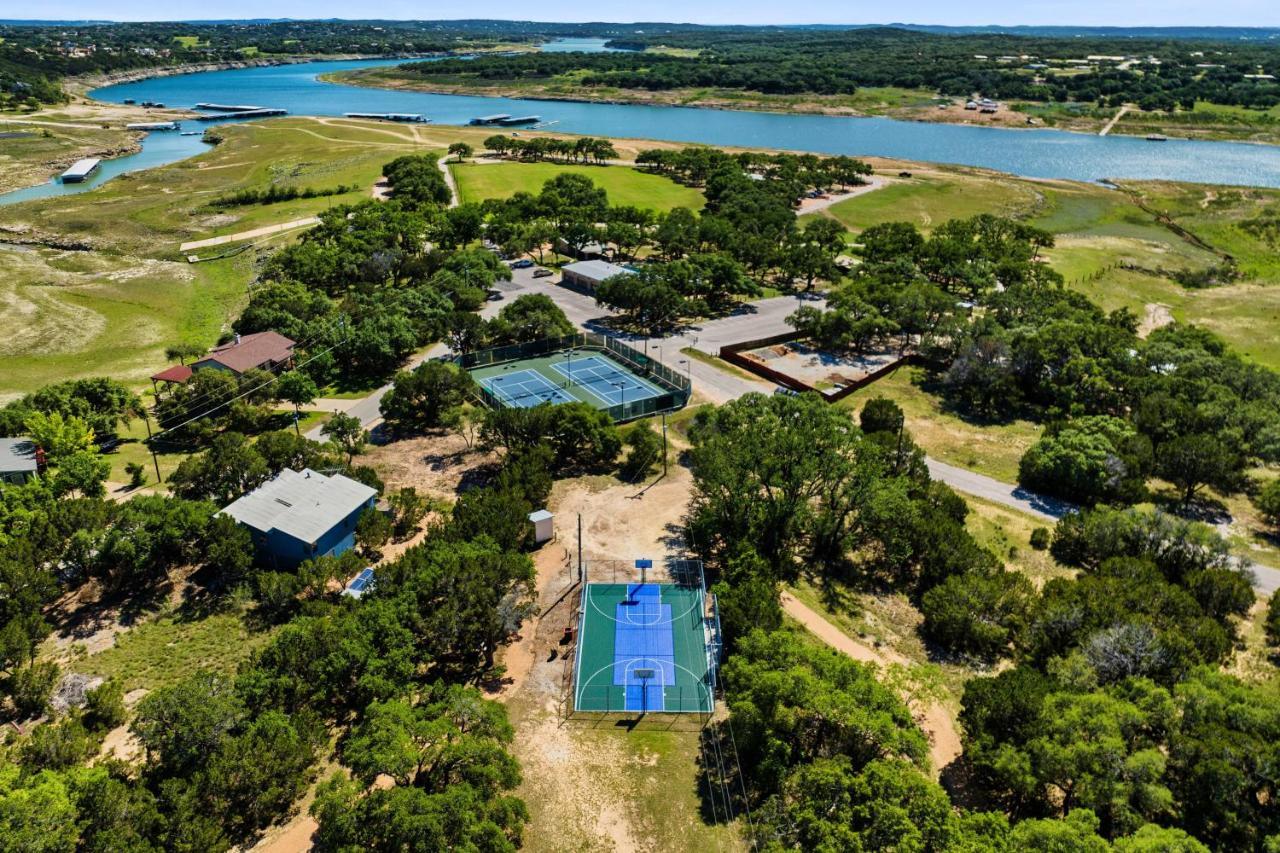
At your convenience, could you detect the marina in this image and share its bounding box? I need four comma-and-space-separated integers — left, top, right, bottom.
496, 115, 541, 126
470, 113, 512, 125
59, 158, 101, 183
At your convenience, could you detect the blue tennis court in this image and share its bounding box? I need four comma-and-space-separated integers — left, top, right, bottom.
479, 368, 576, 408
551, 354, 664, 407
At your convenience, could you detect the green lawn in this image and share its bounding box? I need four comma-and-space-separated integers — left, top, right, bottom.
807, 170, 1043, 234
453, 162, 703, 211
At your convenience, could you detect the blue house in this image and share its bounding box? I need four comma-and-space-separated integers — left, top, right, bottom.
219, 468, 377, 569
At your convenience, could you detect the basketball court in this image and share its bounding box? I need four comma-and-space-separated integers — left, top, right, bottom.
574, 572, 716, 715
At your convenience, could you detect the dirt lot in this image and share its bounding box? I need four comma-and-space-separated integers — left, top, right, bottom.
742, 340, 905, 390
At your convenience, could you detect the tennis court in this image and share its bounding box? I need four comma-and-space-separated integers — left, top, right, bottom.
478, 368, 577, 408
468, 347, 677, 420
550, 354, 664, 407
574, 582, 714, 714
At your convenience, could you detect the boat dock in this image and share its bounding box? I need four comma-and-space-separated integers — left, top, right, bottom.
193, 108, 288, 121
195, 103, 264, 112
344, 112, 429, 123
126, 121, 180, 131
470, 114, 512, 125
60, 158, 101, 183
497, 115, 541, 126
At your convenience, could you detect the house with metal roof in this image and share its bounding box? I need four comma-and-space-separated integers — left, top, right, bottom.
219, 468, 377, 569
0, 438, 40, 485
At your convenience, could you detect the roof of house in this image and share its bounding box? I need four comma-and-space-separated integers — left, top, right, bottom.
197, 331, 296, 374
150, 364, 193, 384
219, 468, 377, 546
0, 437, 39, 474
562, 260, 633, 283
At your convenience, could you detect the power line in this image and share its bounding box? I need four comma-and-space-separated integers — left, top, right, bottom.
149, 318, 347, 418
148, 330, 350, 443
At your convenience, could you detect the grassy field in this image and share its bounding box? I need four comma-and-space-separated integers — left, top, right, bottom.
0, 244, 249, 401
453, 161, 703, 211
61, 602, 276, 692
838, 365, 1042, 483
814, 165, 1280, 372
0, 117, 460, 399
808, 168, 1044, 234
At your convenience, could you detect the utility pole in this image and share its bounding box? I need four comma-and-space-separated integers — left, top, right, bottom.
661, 412, 668, 475
577, 513, 583, 583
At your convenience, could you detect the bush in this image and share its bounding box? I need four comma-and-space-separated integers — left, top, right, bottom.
1257, 479, 1280, 530
355, 508, 393, 556
84, 679, 127, 731
1029, 527, 1050, 550
255, 571, 303, 620
621, 424, 663, 479
125, 461, 147, 489
1266, 593, 1280, 649
8, 660, 60, 718
921, 570, 1035, 662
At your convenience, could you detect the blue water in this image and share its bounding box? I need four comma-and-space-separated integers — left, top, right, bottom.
0, 127, 210, 205
9, 35, 1280, 205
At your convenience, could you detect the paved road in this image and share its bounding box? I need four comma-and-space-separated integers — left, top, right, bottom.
315, 261, 1280, 594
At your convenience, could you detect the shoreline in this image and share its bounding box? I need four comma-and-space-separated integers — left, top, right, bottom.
326, 67, 1280, 148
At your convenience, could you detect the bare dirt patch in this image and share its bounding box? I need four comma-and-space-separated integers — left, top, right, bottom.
1140, 302, 1174, 337
359, 430, 500, 503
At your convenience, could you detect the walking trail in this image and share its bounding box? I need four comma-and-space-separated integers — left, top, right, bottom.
780, 591, 962, 774
178, 216, 320, 252
1099, 104, 1131, 136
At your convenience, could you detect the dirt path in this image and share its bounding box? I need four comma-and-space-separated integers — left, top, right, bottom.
178, 216, 320, 252
439, 157, 460, 208
1099, 104, 1131, 136
779, 591, 963, 774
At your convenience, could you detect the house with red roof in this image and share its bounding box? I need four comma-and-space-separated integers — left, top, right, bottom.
151, 331, 296, 391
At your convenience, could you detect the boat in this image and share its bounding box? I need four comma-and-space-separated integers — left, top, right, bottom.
122, 98, 135, 105
180, 131, 202, 136
1146, 134, 1168, 142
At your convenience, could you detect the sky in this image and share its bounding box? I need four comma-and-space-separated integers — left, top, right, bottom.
16, 1, 1280, 28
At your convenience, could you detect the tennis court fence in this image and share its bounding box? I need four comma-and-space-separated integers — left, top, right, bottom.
454, 332, 692, 422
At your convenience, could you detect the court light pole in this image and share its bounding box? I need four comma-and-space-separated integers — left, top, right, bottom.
612, 380, 626, 413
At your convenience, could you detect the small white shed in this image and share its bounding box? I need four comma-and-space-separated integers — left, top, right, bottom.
528, 509, 554, 544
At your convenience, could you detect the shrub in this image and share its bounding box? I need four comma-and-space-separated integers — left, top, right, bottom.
9, 661, 60, 718
84, 679, 127, 731
1030, 527, 1050, 550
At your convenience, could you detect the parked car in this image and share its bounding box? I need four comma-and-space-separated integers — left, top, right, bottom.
511, 259, 534, 269
532, 267, 554, 278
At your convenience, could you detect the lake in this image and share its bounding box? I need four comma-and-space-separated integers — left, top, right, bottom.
8, 39, 1280, 205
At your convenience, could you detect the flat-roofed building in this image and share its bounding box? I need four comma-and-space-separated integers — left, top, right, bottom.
0, 438, 40, 485
561, 260, 634, 293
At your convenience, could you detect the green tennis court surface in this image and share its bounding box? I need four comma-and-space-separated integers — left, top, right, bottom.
470, 349, 664, 412
574, 582, 714, 714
